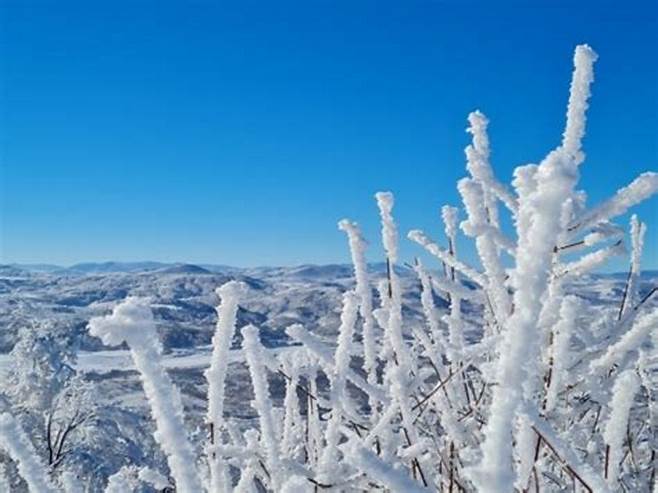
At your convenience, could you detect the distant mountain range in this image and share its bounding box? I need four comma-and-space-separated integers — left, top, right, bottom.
3, 261, 657, 279
4, 261, 234, 275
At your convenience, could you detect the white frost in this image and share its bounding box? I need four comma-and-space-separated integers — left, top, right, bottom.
88, 298, 202, 493
603, 370, 640, 487
0, 412, 56, 493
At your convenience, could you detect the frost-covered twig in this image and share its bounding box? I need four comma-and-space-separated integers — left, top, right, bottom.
458, 177, 510, 323
414, 259, 447, 354
0, 412, 56, 493
285, 324, 389, 404
530, 414, 610, 493
205, 281, 247, 492
569, 172, 658, 233
408, 229, 487, 287
88, 298, 202, 493
465, 110, 519, 216
556, 240, 626, 278
545, 296, 580, 412
472, 44, 598, 491
242, 325, 285, 491
620, 215, 647, 318
318, 291, 360, 481
603, 370, 641, 487
339, 219, 378, 385
342, 440, 432, 493
590, 308, 658, 375
376, 192, 413, 373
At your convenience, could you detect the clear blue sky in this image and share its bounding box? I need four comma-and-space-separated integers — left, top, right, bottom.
1, 0, 657, 269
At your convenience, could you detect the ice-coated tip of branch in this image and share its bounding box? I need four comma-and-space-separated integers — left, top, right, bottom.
574, 43, 598, 66
407, 229, 424, 244
562, 44, 598, 161
339, 218, 370, 246
341, 289, 360, 309
466, 110, 490, 156
88, 297, 155, 347
338, 218, 356, 231
570, 172, 658, 232
467, 109, 489, 129
241, 324, 260, 344
375, 191, 394, 211
441, 205, 459, 239
630, 214, 641, 239
376, 191, 399, 263
215, 279, 248, 299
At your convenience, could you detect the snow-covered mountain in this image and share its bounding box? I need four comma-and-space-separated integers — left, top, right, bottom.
0, 263, 430, 353
2, 264, 656, 353
0, 264, 656, 490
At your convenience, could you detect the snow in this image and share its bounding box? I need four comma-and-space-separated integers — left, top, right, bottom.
342, 440, 431, 493
472, 43, 597, 491
1, 43, 657, 493
339, 219, 377, 384
603, 369, 641, 487
88, 298, 203, 493
0, 411, 56, 493
242, 325, 284, 491
590, 307, 658, 374
571, 172, 658, 232
545, 295, 579, 412
205, 280, 247, 492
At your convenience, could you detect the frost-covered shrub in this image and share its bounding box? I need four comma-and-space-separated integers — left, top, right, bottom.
3, 44, 657, 493
0, 327, 102, 491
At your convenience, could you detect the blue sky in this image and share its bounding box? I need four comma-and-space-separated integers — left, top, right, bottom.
1, 0, 657, 269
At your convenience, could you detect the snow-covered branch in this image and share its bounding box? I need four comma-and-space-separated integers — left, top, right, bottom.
88, 298, 203, 493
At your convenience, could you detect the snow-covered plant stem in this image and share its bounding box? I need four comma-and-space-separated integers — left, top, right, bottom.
343, 439, 431, 493
339, 220, 378, 386
620, 215, 647, 318
205, 280, 247, 492
603, 370, 641, 487
88, 298, 203, 493
318, 290, 359, 482
544, 295, 580, 412
0, 411, 57, 493
413, 259, 447, 358
242, 325, 284, 491
472, 44, 598, 491
376, 191, 413, 374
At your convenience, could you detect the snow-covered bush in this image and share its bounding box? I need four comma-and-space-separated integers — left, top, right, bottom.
0, 326, 101, 491
3, 44, 657, 492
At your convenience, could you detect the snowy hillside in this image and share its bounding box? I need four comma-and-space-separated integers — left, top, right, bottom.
1, 265, 656, 491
